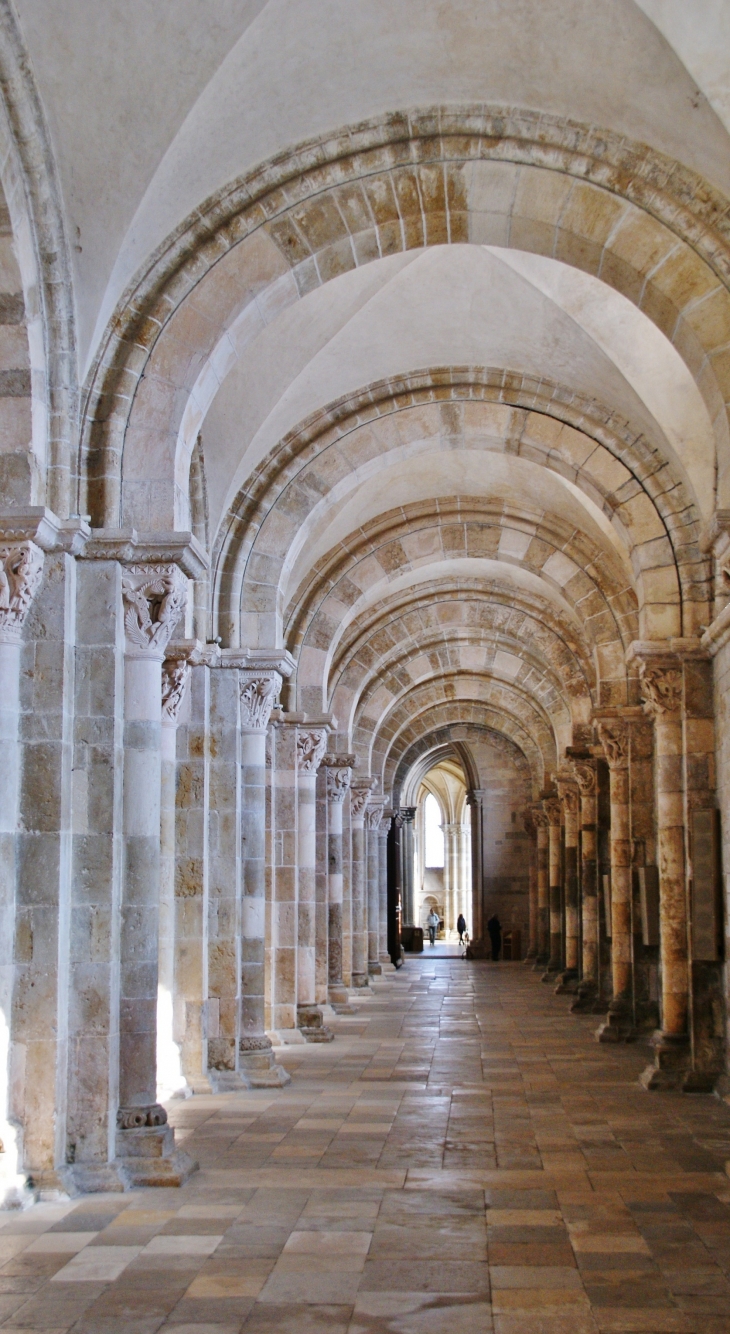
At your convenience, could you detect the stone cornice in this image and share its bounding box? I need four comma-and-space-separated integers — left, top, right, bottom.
219, 647, 295, 678
83, 528, 208, 579
626, 638, 709, 667
0, 506, 89, 554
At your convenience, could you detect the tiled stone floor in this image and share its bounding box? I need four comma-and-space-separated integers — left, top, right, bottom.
4, 960, 730, 1333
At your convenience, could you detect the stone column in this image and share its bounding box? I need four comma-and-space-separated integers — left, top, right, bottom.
378, 821, 393, 969
569, 758, 600, 1011
0, 537, 44, 1203
542, 796, 563, 977
207, 662, 245, 1084
158, 652, 192, 1099
174, 655, 214, 1093
631, 654, 693, 1087
555, 778, 580, 992
366, 803, 383, 976
350, 781, 372, 988
324, 754, 354, 1005
239, 669, 290, 1085
532, 807, 550, 967
315, 763, 329, 1004
399, 806, 416, 926
466, 789, 484, 945
522, 809, 538, 959
115, 563, 196, 1184
295, 727, 332, 1040
595, 718, 634, 1042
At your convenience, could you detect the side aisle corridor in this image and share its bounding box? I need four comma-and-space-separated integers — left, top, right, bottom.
3, 961, 730, 1334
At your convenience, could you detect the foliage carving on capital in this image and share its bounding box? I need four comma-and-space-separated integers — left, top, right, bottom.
0, 541, 44, 642
296, 728, 328, 773
350, 783, 372, 819
639, 663, 683, 718
532, 808, 549, 829
597, 721, 628, 768
239, 671, 281, 731
326, 765, 351, 803
365, 804, 384, 831
559, 785, 579, 815
122, 564, 186, 654
571, 760, 597, 796
161, 658, 191, 722
543, 797, 562, 826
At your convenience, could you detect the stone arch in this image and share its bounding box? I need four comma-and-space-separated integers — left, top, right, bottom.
215, 373, 708, 650
78, 106, 730, 532
368, 677, 555, 795
386, 716, 538, 804
0, 9, 76, 516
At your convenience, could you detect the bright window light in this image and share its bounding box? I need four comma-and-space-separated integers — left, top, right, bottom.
424, 792, 444, 867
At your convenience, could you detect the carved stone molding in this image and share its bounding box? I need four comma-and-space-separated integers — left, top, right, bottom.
239, 671, 281, 731
365, 804, 384, 831
532, 808, 549, 830
117, 1103, 168, 1130
597, 721, 629, 768
0, 540, 44, 642
121, 564, 187, 655
350, 783, 373, 820
239, 1034, 272, 1053
296, 728, 328, 774
161, 658, 191, 723
396, 806, 416, 826
639, 664, 683, 718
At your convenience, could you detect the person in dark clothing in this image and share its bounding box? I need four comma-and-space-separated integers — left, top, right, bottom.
487, 914, 502, 960
457, 913, 467, 944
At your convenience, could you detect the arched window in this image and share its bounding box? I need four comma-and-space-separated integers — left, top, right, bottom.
424, 792, 444, 867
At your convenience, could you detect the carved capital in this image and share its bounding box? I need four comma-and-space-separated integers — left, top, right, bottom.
161, 657, 191, 722
543, 797, 562, 827
0, 540, 44, 642
365, 803, 384, 831
326, 765, 352, 803
558, 784, 579, 815
239, 670, 281, 731
296, 728, 328, 773
532, 808, 549, 829
570, 759, 597, 796
350, 782, 372, 820
121, 563, 186, 655
117, 1103, 168, 1130
597, 721, 628, 768
239, 1034, 272, 1053
640, 663, 683, 718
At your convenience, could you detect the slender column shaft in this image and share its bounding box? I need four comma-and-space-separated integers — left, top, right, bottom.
366, 806, 383, 975
467, 790, 484, 942
350, 782, 371, 988
324, 756, 353, 1004
544, 798, 562, 971
573, 761, 598, 987
523, 810, 537, 958
597, 723, 632, 1003
0, 539, 44, 1198
535, 813, 549, 963
314, 764, 329, 1005
378, 824, 390, 966
400, 809, 416, 925
175, 662, 211, 1091
559, 784, 580, 973
651, 706, 687, 1035
238, 669, 289, 1085
295, 729, 328, 1020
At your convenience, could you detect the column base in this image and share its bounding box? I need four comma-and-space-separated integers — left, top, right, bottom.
554, 968, 579, 994
379, 953, 396, 972
208, 1068, 252, 1091
239, 1038, 292, 1087
596, 996, 634, 1043
639, 1031, 690, 1090
569, 980, 605, 1014
532, 953, 549, 971
115, 1121, 198, 1189
541, 963, 561, 983
296, 1005, 334, 1043
351, 972, 370, 988
524, 947, 538, 962
368, 961, 382, 977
